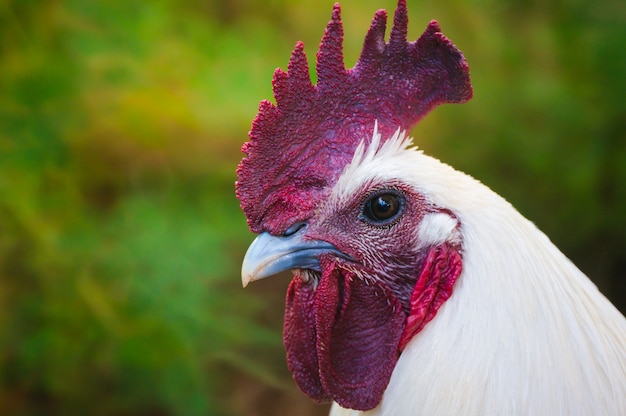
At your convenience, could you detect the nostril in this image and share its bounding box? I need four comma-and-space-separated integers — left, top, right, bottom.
283, 221, 307, 237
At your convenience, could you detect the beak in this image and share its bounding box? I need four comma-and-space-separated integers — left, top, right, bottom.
241, 228, 342, 287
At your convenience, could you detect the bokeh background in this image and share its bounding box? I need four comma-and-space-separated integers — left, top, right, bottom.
1, 0, 624, 414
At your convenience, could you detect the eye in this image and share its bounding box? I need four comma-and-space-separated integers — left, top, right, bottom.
362, 191, 403, 224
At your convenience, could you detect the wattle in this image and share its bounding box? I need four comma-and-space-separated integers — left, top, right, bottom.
283, 244, 463, 411
284, 258, 405, 411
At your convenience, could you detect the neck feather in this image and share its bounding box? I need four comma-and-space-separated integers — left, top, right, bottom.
378, 166, 626, 415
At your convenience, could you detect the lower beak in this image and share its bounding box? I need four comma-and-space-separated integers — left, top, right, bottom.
241, 230, 342, 287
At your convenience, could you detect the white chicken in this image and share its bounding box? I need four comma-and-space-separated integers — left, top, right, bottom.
236, 1, 626, 415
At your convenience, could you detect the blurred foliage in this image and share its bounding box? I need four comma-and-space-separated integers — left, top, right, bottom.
0, 0, 624, 415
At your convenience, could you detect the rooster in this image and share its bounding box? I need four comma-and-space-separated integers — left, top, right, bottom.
235, 1, 626, 414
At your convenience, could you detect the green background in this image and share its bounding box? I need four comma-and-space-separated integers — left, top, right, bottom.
1, 0, 624, 414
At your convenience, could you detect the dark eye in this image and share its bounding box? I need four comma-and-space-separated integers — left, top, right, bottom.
363, 192, 402, 224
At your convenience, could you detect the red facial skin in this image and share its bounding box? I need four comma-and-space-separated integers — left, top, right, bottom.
283, 183, 463, 410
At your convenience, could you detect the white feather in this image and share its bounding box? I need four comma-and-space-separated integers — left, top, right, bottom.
416, 212, 459, 249
328, 127, 626, 415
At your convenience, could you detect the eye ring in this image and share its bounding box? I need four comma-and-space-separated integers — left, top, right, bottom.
361, 190, 403, 225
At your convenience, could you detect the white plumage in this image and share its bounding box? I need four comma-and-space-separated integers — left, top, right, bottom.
328, 127, 626, 415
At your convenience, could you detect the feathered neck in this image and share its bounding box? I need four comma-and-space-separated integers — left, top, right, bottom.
330, 132, 626, 415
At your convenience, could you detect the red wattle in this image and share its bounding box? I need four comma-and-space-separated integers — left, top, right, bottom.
284, 244, 462, 410
314, 259, 405, 411
284, 276, 330, 402
283, 260, 405, 411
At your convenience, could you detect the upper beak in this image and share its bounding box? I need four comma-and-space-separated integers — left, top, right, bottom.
241, 228, 342, 287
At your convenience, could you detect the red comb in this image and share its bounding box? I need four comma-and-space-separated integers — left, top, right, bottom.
236, 0, 472, 235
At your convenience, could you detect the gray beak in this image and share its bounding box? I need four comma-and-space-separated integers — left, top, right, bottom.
241, 229, 342, 287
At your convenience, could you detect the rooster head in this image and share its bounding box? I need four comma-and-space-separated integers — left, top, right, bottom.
236, 0, 472, 411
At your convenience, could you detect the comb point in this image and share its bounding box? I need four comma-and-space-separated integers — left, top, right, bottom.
317, 3, 347, 89
389, 0, 408, 51
248, 99, 278, 140
272, 42, 314, 110
425, 20, 442, 36
358, 9, 388, 67
272, 68, 289, 108
287, 41, 314, 95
